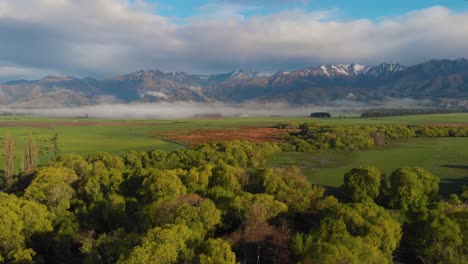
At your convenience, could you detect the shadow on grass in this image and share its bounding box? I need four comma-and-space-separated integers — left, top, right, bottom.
438, 164, 468, 195
441, 164, 468, 170
439, 176, 468, 195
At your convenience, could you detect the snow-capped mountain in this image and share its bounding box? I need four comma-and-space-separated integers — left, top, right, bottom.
300, 63, 405, 78
364, 63, 406, 77
1, 59, 467, 107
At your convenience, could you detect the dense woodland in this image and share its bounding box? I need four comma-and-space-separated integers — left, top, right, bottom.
0, 124, 467, 264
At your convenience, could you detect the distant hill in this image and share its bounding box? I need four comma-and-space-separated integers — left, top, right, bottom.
1, 58, 467, 107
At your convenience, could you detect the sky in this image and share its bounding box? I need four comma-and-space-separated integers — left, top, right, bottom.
0, 0, 468, 81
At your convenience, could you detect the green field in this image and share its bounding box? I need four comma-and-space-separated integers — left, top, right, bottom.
1, 113, 468, 194
268, 137, 468, 194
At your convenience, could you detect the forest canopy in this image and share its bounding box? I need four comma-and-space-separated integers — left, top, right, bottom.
0, 130, 467, 263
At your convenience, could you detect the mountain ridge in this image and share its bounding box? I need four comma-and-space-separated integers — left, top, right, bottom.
1, 58, 467, 108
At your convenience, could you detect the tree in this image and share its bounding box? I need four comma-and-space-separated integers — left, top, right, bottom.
179, 164, 213, 193
230, 203, 293, 264
209, 162, 243, 192
50, 133, 60, 159
0, 193, 53, 263
74, 160, 127, 231
80, 229, 140, 264
341, 166, 382, 203
231, 192, 288, 221
24, 167, 78, 215
308, 234, 389, 264
199, 238, 236, 264
56, 153, 92, 178
119, 224, 194, 264
403, 207, 465, 264
300, 198, 402, 263
147, 194, 222, 236
4, 133, 14, 188
262, 167, 323, 213
387, 167, 439, 210
25, 131, 38, 173
139, 169, 187, 203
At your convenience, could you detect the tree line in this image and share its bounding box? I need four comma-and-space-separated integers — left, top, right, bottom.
0, 140, 466, 263
277, 122, 468, 151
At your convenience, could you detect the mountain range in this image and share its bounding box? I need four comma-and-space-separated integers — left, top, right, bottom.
1, 59, 468, 108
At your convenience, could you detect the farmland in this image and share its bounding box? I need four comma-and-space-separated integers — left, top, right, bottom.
1, 113, 468, 193
1, 113, 468, 263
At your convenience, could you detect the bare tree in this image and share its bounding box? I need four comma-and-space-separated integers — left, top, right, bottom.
20, 151, 25, 173
4, 133, 14, 188
25, 131, 38, 173
51, 133, 60, 159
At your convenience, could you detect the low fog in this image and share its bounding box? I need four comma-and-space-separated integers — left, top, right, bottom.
0, 99, 435, 119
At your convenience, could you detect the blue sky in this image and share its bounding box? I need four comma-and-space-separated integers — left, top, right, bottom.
152, 0, 468, 19
1, 0, 468, 80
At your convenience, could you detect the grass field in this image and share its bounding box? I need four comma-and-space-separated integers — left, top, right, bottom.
267, 137, 468, 194
1, 113, 468, 194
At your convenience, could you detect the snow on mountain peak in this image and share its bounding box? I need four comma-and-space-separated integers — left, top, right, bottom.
351, 64, 367, 73
229, 68, 272, 78
313, 63, 369, 77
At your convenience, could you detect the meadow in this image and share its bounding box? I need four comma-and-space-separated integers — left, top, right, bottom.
1, 113, 468, 193
267, 137, 468, 194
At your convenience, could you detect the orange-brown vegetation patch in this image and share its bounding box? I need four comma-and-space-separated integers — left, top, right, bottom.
157, 127, 297, 147
0, 120, 160, 128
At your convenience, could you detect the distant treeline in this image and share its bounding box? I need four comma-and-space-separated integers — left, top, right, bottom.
361, 108, 468, 118
276, 123, 468, 151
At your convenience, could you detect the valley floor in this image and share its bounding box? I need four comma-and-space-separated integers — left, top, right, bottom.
1, 113, 468, 194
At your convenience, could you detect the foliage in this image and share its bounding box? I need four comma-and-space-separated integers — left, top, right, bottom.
262, 166, 324, 213
24, 167, 78, 215
386, 167, 439, 210
283, 122, 468, 151
291, 195, 403, 263
199, 238, 236, 264
341, 166, 382, 203
402, 206, 466, 263
119, 224, 194, 264
0, 193, 53, 263
0, 136, 465, 264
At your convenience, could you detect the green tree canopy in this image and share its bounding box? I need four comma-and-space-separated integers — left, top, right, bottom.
147, 194, 222, 236
341, 166, 382, 203
24, 167, 78, 215
179, 164, 213, 193
403, 207, 465, 264
139, 169, 187, 204
262, 167, 324, 213
299, 197, 402, 262
120, 224, 194, 264
199, 238, 236, 264
387, 167, 439, 210
0, 193, 53, 263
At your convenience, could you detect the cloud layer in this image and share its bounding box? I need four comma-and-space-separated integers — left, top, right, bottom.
0, 0, 468, 80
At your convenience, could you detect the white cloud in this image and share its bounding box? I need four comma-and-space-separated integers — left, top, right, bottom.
0, 64, 61, 80
0, 1, 467, 81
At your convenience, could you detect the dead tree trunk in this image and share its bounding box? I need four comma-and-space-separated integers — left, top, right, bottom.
25, 131, 38, 173
4, 133, 14, 188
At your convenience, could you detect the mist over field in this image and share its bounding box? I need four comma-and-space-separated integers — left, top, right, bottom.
0, 98, 434, 119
